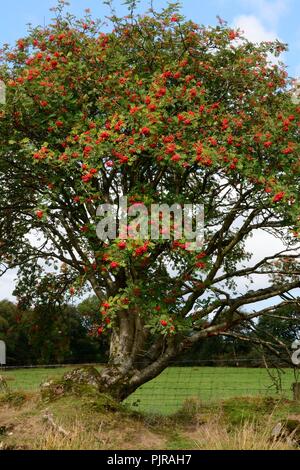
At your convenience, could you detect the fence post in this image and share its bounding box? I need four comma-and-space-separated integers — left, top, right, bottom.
292, 383, 300, 401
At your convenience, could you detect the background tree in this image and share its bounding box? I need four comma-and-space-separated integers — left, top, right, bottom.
249, 302, 300, 367
255, 304, 300, 346
0, 299, 107, 364
0, 1, 300, 399
0, 300, 32, 364
27, 302, 104, 364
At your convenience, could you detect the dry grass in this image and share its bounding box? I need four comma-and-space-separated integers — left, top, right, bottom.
0, 391, 299, 450
38, 420, 165, 450
37, 410, 168, 451
0, 393, 167, 450
186, 416, 294, 450
36, 414, 297, 451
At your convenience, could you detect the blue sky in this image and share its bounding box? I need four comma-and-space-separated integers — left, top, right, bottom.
0, 0, 300, 302
0, 0, 300, 77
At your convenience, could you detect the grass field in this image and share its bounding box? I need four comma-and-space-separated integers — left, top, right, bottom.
1, 366, 298, 415
1, 366, 300, 450
126, 366, 298, 414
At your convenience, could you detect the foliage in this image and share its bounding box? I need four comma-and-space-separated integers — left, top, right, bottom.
0, 299, 107, 365
256, 304, 300, 345
1, 0, 300, 394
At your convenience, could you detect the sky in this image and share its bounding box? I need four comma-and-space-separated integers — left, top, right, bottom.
0, 0, 300, 302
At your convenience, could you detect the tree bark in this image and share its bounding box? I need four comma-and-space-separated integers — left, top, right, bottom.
96, 312, 180, 401
293, 383, 300, 402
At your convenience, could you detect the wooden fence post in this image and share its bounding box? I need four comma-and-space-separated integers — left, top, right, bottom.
292, 383, 300, 401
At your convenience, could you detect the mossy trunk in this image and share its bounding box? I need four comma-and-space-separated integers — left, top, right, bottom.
97, 365, 139, 401
48, 311, 183, 402
97, 314, 148, 400
96, 314, 181, 401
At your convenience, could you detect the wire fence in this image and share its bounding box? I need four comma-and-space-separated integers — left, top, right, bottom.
1, 359, 299, 415
125, 362, 299, 414
123, 359, 300, 414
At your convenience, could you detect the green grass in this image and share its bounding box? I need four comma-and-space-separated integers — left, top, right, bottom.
125, 366, 297, 414
1, 367, 73, 392
1, 366, 298, 415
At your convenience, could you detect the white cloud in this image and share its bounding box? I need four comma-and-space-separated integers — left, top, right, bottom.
246, 229, 285, 263
215, 0, 290, 26
233, 14, 278, 43
235, 229, 297, 312
240, 0, 290, 27
233, 13, 284, 64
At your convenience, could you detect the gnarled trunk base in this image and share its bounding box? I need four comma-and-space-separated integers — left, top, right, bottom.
40, 365, 140, 402
98, 365, 141, 401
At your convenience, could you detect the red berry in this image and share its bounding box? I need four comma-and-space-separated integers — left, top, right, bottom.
17, 40, 25, 50
118, 241, 126, 250
97, 326, 104, 335
140, 126, 151, 136
229, 30, 237, 40
273, 192, 285, 203
171, 154, 181, 162
82, 174, 92, 183
263, 141, 272, 148
195, 261, 206, 269
110, 261, 119, 269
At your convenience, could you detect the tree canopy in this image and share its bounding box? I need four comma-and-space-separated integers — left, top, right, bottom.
0, 0, 300, 398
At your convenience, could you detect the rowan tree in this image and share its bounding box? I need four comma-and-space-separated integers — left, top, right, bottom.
1, 1, 300, 399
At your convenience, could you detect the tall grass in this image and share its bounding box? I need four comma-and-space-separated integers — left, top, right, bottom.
193, 419, 294, 450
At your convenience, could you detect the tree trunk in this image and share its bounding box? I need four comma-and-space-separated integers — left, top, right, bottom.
97, 364, 138, 401
95, 310, 146, 400
96, 311, 181, 401
293, 383, 300, 402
